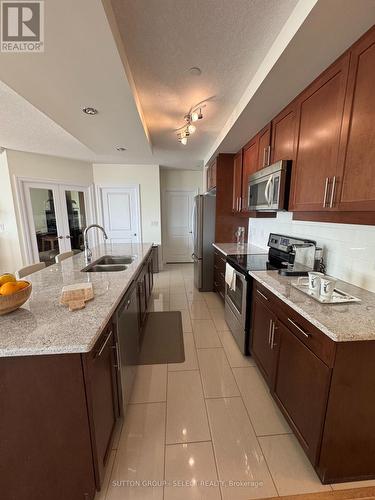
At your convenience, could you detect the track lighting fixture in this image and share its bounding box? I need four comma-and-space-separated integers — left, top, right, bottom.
177, 106, 205, 145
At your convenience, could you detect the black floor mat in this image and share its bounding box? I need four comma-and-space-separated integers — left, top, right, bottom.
138, 311, 185, 365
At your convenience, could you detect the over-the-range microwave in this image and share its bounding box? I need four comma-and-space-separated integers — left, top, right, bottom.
248, 160, 291, 211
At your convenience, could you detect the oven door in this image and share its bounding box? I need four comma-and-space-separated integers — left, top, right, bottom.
224, 266, 247, 327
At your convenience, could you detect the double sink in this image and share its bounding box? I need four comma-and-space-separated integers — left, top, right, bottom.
81, 255, 135, 273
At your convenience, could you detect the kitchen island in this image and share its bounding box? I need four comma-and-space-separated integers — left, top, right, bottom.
0, 243, 155, 500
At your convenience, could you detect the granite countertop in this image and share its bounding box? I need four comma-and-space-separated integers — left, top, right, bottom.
0, 243, 153, 357
213, 242, 268, 256
249, 270, 375, 342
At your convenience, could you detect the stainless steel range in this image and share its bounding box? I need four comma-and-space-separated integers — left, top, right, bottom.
224, 233, 323, 355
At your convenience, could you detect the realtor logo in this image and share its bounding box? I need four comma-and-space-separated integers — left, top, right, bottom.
1, 1, 44, 52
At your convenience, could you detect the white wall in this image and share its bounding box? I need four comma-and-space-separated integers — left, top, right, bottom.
93, 164, 161, 244
249, 212, 375, 293
0, 151, 23, 273
5, 149, 94, 268
160, 168, 202, 192
6, 149, 94, 184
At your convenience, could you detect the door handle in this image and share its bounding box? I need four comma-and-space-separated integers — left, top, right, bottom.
329, 176, 336, 208
266, 145, 271, 166
65, 235, 72, 239
58, 235, 64, 239
323, 177, 329, 208
268, 319, 273, 346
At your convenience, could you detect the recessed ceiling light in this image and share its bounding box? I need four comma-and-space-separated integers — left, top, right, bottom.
116, 146, 127, 151
189, 67, 202, 76
82, 107, 98, 115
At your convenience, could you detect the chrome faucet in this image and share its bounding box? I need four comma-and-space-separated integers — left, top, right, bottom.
83, 224, 108, 263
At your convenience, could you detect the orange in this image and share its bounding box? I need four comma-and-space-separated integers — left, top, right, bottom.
0, 281, 29, 295
0, 273, 16, 287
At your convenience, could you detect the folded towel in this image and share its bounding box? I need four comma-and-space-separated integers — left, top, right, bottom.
225, 264, 236, 291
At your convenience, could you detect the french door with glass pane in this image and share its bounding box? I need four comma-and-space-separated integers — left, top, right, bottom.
22, 181, 92, 266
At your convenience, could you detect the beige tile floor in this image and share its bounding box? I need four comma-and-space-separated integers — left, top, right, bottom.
97, 263, 375, 500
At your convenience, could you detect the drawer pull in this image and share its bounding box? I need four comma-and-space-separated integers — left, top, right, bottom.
96, 330, 112, 357
268, 319, 273, 346
257, 289, 268, 301
287, 318, 310, 338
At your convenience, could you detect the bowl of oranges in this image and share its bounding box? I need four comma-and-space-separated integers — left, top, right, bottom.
0, 273, 32, 315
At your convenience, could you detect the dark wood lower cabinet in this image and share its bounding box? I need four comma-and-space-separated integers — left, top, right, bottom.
213, 249, 226, 300
0, 250, 155, 500
273, 320, 331, 464
251, 296, 277, 386
0, 354, 96, 500
83, 323, 121, 489
250, 280, 375, 484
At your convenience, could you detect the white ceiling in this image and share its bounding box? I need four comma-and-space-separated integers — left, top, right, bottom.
108, 0, 299, 168
0, 0, 374, 170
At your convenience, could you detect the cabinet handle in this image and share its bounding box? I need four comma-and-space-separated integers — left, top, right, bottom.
125, 299, 131, 310
323, 177, 329, 208
268, 319, 273, 346
270, 321, 277, 349
256, 289, 268, 301
329, 176, 336, 208
239, 196, 242, 211
263, 147, 267, 167
266, 145, 271, 166
287, 318, 310, 338
96, 330, 112, 357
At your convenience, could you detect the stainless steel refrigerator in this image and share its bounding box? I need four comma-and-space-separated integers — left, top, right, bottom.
192, 193, 216, 291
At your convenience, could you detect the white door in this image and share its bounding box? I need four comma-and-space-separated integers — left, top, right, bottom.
163, 190, 195, 263
100, 187, 141, 244
22, 181, 92, 266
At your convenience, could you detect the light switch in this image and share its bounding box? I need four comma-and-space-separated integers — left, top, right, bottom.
0, 223, 5, 232
151, 221, 159, 227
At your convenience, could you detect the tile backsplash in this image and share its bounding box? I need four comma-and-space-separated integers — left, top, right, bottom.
248, 212, 375, 293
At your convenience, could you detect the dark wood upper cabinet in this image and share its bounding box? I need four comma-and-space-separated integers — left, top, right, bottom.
242, 137, 258, 211
271, 102, 296, 164
273, 320, 331, 464
337, 27, 375, 211
256, 123, 272, 170
290, 53, 350, 212
232, 150, 243, 212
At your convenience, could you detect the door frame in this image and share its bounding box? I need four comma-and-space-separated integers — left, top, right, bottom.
95, 184, 142, 244
161, 188, 198, 264
15, 176, 95, 265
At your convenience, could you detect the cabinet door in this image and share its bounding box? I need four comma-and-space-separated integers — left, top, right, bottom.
257, 123, 272, 170
274, 321, 330, 464
290, 54, 350, 211
242, 138, 258, 211
338, 28, 375, 211
232, 151, 243, 212
251, 295, 277, 386
271, 103, 296, 163
88, 325, 120, 487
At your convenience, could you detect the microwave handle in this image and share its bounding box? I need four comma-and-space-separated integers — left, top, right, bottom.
268, 176, 274, 207
265, 174, 273, 206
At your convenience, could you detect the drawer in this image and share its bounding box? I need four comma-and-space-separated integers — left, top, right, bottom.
214, 250, 226, 271
253, 281, 335, 367
276, 305, 335, 367
253, 281, 277, 308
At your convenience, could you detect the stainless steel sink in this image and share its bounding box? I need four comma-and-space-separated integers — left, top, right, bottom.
81, 263, 128, 273
81, 254, 135, 272
94, 255, 135, 265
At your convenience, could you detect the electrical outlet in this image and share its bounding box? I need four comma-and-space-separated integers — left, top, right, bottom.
0, 223, 6, 233
151, 221, 159, 227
